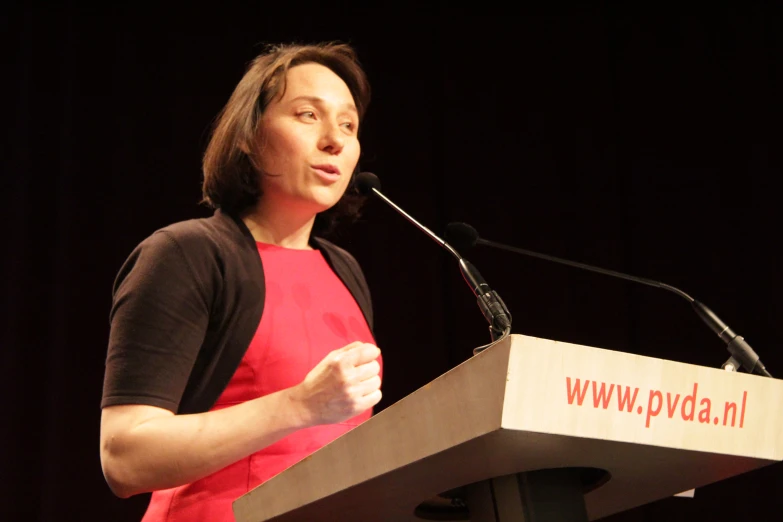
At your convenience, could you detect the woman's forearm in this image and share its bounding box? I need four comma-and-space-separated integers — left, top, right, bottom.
100, 387, 307, 498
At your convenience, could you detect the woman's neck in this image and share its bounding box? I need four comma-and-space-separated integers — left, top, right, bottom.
241, 201, 316, 250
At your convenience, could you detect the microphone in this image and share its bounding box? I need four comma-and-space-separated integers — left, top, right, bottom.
356, 173, 512, 345
445, 222, 772, 378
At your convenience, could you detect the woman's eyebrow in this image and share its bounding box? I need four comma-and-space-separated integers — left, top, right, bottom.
288, 95, 358, 115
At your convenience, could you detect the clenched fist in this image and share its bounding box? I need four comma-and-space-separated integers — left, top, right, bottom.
289, 341, 382, 427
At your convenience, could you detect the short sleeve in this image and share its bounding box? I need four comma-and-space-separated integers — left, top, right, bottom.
101, 230, 211, 412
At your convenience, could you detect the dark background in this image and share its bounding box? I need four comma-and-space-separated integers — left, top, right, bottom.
3, 3, 782, 521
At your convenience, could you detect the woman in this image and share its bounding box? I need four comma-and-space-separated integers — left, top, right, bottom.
100, 42, 383, 521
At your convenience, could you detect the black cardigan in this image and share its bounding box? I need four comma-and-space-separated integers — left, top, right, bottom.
101, 209, 373, 414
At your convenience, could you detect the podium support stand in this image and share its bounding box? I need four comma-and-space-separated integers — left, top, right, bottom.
466, 468, 588, 522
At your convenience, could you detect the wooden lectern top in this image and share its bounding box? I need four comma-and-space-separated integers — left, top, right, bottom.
233, 334, 783, 522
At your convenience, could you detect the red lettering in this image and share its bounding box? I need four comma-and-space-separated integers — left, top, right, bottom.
666, 393, 681, 418
569, 377, 734, 431
740, 391, 747, 428
681, 383, 698, 421
616, 385, 639, 412
646, 390, 663, 428
723, 401, 737, 427
698, 398, 712, 423
566, 378, 590, 406
592, 381, 615, 409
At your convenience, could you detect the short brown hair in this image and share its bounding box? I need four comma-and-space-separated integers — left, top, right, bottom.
201, 42, 371, 233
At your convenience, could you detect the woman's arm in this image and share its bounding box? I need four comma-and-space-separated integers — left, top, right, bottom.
100, 341, 381, 498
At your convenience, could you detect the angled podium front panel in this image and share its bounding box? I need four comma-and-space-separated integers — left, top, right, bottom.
233, 334, 783, 522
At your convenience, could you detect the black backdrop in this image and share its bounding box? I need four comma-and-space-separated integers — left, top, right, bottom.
3, 4, 782, 521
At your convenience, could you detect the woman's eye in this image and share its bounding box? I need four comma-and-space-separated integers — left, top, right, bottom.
299, 111, 316, 120
341, 122, 356, 131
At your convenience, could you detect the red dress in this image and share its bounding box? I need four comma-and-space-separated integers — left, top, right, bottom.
141, 242, 381, 521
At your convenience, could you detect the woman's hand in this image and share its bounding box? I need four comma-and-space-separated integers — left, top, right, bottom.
289, 341, 382, 426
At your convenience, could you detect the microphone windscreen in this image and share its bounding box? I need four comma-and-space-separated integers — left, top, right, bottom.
445, 222, 480, 251
355, 172, 381, 195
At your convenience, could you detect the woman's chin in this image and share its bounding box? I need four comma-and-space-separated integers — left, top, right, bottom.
306, 189, 346, 213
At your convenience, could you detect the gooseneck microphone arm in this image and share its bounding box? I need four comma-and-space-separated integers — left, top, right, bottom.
356, 173, 511, 345
445, 222, 772, 378
476, 236, 694, 300
361, 185, 462, 261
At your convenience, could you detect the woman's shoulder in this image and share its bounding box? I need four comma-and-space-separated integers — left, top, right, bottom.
114, 210, 259, 297
117, 210, 256, 287
140, 210, 250, 258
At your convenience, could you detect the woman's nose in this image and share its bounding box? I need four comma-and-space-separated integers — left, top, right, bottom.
319, 122, 345, 154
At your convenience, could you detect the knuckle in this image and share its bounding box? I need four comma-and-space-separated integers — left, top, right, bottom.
332, 360, 349, 376
338, 386, 353, 400
340, 368, 354, 384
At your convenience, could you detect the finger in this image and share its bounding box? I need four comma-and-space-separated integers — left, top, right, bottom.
352, 375, 381, 397
352, 343, 381, 365
335, 341, 365, 354
331, 341, 365, 364
333, 343, 379, 367
356, 389, 382, 410
353, 360, 381, 381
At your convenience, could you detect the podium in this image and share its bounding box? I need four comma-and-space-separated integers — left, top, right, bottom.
233, 334, 783, 521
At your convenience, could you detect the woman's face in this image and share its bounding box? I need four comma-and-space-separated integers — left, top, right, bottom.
255, 62, 361, 217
